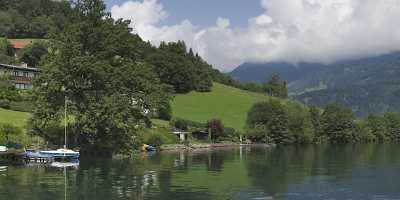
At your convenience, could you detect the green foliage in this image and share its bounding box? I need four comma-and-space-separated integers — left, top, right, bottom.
285, 101, 314, 143
309, 105, 322, 137
207, 119, 224, 141
246, 99, 292, 144
321, 103, 356, 143
0, 0, 73, 38
384, 112, 400, 139
264, 73, 288, 98
158, 102, 172, 121
0, 74, 20, 107
141, 128, 178, 147
0, 123, 22, 145
19, 41, 48, 67
0, 38, 15, 64
146, 41, 213, 93
366, 114, 388, 141
31, 0, 171, 155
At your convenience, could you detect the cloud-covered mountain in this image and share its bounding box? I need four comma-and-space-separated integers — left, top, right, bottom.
111, 0, 400, 72
230, 52, 400, 116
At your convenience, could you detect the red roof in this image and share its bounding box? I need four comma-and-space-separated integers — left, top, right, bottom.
10, 40, 33, 49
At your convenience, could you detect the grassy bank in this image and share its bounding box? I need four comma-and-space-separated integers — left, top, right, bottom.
172, 83, 271, 132
0, 108, 31, 128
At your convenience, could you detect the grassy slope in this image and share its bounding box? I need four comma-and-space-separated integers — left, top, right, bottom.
0, 108, 31, 128
172, 83, 271, 132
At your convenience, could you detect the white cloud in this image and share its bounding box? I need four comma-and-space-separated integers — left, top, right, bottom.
112, 0, 400, 72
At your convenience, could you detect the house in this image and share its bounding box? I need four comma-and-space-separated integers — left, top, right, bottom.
9, 39, 33, 57
0, 63, 40, 89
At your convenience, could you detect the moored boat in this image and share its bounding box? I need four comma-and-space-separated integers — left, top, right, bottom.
39, 149, 80, 159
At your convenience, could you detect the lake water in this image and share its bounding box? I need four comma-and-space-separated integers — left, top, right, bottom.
1, 144, 400, 200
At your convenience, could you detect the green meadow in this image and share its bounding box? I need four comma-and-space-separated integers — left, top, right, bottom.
172, 83, 271, 132
0, 108, 31, 128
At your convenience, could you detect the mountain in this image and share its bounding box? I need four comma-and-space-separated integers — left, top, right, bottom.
229, 52, 400, 116
229, 62, 326, 83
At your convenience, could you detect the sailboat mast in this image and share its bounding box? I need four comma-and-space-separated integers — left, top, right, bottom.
64, 96, 67, 149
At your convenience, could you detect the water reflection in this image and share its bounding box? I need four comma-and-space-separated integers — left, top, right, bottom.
0, 144, 400, 200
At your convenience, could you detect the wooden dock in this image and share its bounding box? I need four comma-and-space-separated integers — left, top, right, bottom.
0, 151, 53, 163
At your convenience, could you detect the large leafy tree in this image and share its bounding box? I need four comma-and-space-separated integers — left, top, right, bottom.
246, 99, 292, 144
264, 73, 288, 98
19, 41, 48, 67
321, 103, 356, 143
32, 0, 170, 155
0, 38, 15, 64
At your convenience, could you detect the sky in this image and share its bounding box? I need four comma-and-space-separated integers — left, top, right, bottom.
107, 0, 400, 72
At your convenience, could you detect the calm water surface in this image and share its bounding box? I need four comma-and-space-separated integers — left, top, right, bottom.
1, 144, 400, 200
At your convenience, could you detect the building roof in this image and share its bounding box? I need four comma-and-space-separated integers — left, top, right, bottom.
10, 39, 33, 49
0, 63, 41, 72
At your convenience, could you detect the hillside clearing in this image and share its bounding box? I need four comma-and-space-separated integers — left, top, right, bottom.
172, 83, 272, 132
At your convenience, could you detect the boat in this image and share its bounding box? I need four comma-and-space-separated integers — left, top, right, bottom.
39, 149, 80, 159
33, 95, 80, 161
0, 146, 7, 152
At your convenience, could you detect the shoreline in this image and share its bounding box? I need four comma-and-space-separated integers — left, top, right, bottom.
159, 143, 274, 152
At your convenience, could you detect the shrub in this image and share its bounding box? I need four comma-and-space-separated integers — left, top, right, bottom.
0, 123, 22, 145
207, 119, 224, 141
142, 128, 179, 147
0, 99, 10, 109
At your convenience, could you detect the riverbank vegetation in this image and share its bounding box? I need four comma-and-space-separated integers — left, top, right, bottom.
246, 100, 400, 144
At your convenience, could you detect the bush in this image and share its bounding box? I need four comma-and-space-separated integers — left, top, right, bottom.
10, 100, 34, 112
0, 123, 22, 145
158, 103, 172, 120
171, 118, 207, 131
142, 128, 179, 147
207, 119, 224, 141
0, 99, 10, 109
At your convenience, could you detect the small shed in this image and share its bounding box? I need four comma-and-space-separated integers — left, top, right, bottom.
172, 130, 189, 142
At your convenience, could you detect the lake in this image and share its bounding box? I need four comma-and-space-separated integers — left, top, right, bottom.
1, 144, 400, 200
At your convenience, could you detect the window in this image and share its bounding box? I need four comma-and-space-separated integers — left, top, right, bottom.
13, 71, 18, 77
23, 72, 29, 77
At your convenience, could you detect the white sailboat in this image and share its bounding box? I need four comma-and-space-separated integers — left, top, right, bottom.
40, 95, 80, 160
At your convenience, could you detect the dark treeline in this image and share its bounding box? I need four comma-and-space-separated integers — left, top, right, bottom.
0, 0, 73, 38
246, 100, 400, 144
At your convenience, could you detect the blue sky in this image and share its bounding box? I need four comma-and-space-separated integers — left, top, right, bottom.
106, 0, 263, 28
108, 0, 400, 71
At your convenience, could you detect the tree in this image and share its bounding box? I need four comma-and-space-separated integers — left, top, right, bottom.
366, 114, 388, 141
321, 103, 356, 143
246, 100, 292, 144
264, 73, 288, 98
383, 112, 400, 139
19, 41, 48, 67
146, 41, 213, 93
0, 123, 22, 145
285, 102, 314, 143
207, 119, 224, 142
32, 0, 171, 155
0, 38, 15, 64
309, 105, 322, 138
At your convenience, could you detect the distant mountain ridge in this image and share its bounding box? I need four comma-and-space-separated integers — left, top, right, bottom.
229, 52, 400, 116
